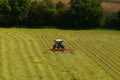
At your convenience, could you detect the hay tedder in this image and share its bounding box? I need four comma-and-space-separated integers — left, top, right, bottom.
48, 39, 74, 53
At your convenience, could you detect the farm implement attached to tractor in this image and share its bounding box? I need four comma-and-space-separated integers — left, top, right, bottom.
47, 39, 74, 53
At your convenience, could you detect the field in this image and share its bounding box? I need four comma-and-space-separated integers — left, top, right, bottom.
102, 1, 120, 12
34, 0, 120, 12
0, 28, 120, 80
53, 0, 120, 12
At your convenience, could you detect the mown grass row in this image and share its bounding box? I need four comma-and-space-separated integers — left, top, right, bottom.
0, 29, 119, 80
3, 31, 40, 80
73, 33, 120, 80
38, 32, 113, 80
40, 35, 73, 80
61, 34, 113, 80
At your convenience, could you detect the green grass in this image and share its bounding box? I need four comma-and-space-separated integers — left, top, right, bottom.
0, 28, 120, 80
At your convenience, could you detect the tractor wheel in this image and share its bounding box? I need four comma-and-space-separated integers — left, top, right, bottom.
61, 45, 65, 49
53, 45, 57, 49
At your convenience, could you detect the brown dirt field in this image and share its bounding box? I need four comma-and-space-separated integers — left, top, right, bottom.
104, 0, 120, 3
102, 1, 120, 12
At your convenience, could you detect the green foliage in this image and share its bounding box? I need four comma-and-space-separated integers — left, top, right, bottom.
116, 11, 120, 29
26, 1, 41, 26
69, 0, 103, 29
0, 0, 10, 26
0, 0, 11, 14
1, 0, 119, 30
39, 0, 56, 25
8, 0, 30, 15
56, 1, 65, 10
55, 1, 68, 27
104, 11, 120, 30
27, 0, 56, 26
8, 0, 30, 25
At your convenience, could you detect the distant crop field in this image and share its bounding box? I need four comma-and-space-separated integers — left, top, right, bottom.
53, 0, 120, 12
0, 28, 120, 80
34, 0, 120, 12
104, 0, 120, 3
102, 1, 120, 12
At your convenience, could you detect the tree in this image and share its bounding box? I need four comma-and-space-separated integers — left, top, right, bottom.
56, 1, 65, 10
39, 0, 56, 25
104, 11, 120, 30
55, 1, 67, 26
69, 0, 103, 29
26, 0, 56, 27
8, 0, 30, 25
0, 0, 11, 14
0, 0, 11, 26
116, 11, 120, 29
26, 1, 41, 26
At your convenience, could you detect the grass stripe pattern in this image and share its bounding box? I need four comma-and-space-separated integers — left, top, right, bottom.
0, 28, 119, 80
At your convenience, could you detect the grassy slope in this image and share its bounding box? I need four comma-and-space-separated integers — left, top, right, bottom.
0, 28, 120, 80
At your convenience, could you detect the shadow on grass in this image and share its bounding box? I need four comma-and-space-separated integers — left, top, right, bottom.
0, 25, 120, 31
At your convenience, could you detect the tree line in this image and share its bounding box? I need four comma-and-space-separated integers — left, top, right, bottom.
0, 0, 120, 30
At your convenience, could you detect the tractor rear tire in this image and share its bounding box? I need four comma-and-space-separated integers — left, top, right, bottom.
53, 45, 57, 49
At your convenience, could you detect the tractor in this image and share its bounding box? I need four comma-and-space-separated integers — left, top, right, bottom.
53, 39, 65, 51
50, 39, 73, 52
45, 39, 74, 53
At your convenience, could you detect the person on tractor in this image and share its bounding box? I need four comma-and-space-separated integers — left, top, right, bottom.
53, 39, 64, 49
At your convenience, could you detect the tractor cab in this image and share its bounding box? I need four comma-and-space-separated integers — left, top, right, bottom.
53, 39, 64, 49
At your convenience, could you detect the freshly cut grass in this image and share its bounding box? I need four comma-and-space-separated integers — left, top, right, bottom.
0, 28, 120, 80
